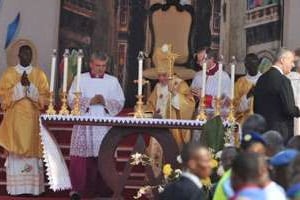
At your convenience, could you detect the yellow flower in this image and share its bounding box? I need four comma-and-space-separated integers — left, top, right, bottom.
201, 177, 212, 187
163, 164, 173, 177
211, 159, 219, 168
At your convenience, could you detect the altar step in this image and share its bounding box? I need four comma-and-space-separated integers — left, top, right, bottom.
0, 122, 149, 199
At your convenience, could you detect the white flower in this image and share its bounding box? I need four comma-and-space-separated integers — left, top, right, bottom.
174, 169, 182, 174
217, 165, 225, 176
130, 153, 143, 165
176, 155, 182, 164
158, 185, 165, 193
216, 150, 223, 159
133, 186, 152, 199
161, 44, 169, 53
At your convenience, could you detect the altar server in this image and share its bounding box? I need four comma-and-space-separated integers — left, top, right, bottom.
234, 53, 261, 124
68, 51, 125, 198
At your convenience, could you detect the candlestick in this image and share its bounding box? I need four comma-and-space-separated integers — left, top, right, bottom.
196, 97, 207, 121
201, 58, 207, 98
214, 97, 221, 116
50, 50, 57, 93
59, 92, 69, 115
137, 51, 144, 96
134, 95, 145, 118
46, 92, 56, 115
217, 55, 224, 99
71, 92, 81, 116
230, 56, 236, 100
227, 99, 235, 123
63, 49, 69, 93
76, 49, 83, 93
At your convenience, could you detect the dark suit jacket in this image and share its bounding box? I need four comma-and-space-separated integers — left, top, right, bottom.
159, 176, 205, 200
254, 67, 300, 141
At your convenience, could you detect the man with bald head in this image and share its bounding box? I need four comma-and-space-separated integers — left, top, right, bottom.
254, 48, 300, 142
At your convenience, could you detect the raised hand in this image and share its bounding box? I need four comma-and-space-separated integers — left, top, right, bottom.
21, 71, 30, 86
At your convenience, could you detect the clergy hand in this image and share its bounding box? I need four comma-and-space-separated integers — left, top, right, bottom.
191, 88, 202, 98
21, 72, 30, 86
90, 94, 106, 106
168, 82, 177, 95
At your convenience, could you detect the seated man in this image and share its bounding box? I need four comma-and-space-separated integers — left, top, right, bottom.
0, 44, 49, 195
234, 53, 261, 124
146, 45, 195, 148
191, 49, 231, 117
68, 51, 125, 198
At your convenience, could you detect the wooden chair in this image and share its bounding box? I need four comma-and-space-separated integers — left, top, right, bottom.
147, 0, 195, 72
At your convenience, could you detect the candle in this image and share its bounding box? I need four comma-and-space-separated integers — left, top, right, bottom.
137, 51, 144, 96
201, 61, 207, 98
50, 49, 57, 92
63, 49, 69, 93
230, 56, 236, 100
217, 62, 223, 99
76, 49, 83, 92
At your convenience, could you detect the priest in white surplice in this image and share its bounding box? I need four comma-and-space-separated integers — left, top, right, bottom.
287, 59, 300, 135
191, 49, 231, 116
68, 51, 125, 198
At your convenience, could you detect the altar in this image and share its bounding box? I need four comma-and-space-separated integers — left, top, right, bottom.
39, 115, 235, 199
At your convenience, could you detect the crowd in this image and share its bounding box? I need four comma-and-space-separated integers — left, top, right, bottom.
160, 114, 300, 200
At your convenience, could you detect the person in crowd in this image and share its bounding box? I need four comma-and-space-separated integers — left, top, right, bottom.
230, 152, 266, 200
262, 130, 285, 157
159, 143, 212, 200
220, 147, 238, 172
241, 114, 267, 136
254, 47, 300, 143
234, 53, 262, 124
68, 51, 125, 199
288, 136, 300, 151
213, 132, 267, 200
287, 154, 300, 200
270, 149, 299, 190
0, 44, 49, 196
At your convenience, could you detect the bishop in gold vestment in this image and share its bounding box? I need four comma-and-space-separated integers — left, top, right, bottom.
0, 45, 49, 195
144, 45, 195, 148
147, 76, 195, 146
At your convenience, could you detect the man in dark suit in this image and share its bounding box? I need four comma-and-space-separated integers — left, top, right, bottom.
159, 143, 212, 200
254, 48, 300, 142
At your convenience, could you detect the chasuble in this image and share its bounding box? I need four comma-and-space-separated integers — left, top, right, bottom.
0, 66, 49, 157
147, 76, 195, 148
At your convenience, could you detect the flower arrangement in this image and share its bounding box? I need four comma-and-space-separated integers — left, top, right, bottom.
131, 152, 182, 199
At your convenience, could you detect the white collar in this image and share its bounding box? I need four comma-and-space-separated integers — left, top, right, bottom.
272, 65, 283, 75
15, 64, 33, 75
182, 171, 203, 189
245, 72, 262, 84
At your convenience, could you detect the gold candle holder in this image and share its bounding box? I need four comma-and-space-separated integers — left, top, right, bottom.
134, 95, 145, 118
46, 92, 56, 115
59, 92, 70, 115
71, 92, 81, 116
196, 97, 207, 121
214, 97, 221, 116
227, 99, 236, 123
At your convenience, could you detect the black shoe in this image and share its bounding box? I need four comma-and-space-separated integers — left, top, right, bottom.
70, 192, 81, 200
